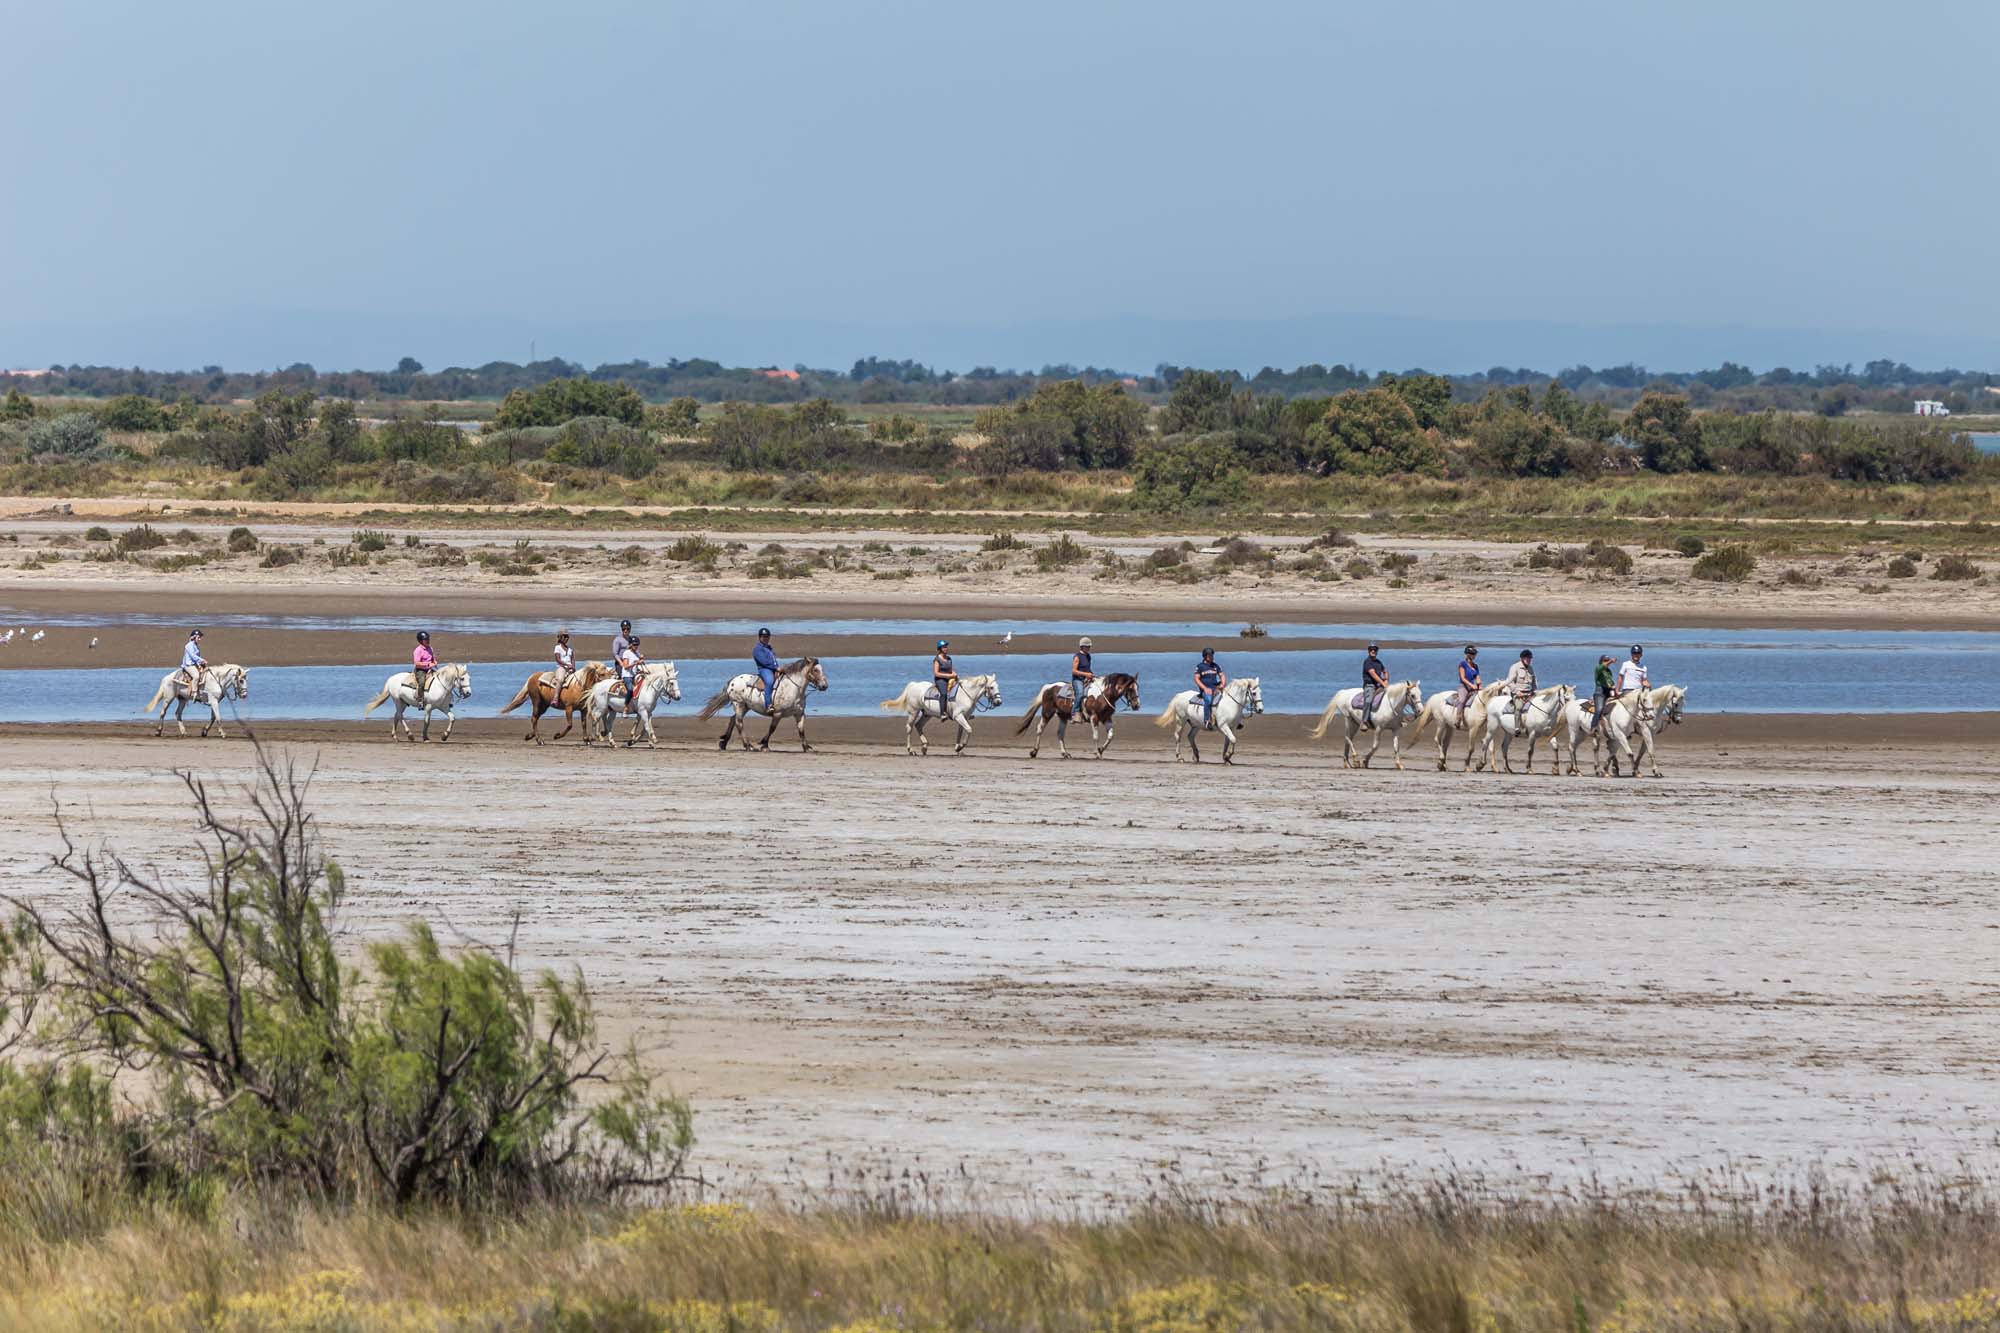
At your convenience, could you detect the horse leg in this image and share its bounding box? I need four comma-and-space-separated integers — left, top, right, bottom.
1027, 711, 1044, 759
1097, 717, 1113, 758
757, 711, 779, 751
1187, 722, 1202, 763
953, 713, 970, 755
1390, 724, 1404, 772
795, 710, 813, 752
1220, 721, 1238, 764
1056, 712, 1070, 759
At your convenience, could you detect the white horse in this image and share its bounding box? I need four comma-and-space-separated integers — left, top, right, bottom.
1555, 683, 1687, 778
696, 657, 831, 752
1153, 677, 1264, 764
1309, 679, 1425, 770
140, 663, 250, 738
880, 673, 1003, 755
1411, 681, 1509, 772
363, 662, 474, 741
584, 661, 683, 748
1481, 683, 1576, 775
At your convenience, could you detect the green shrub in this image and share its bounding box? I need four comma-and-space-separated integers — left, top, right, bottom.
1344, 557, 1376, 579
1586, 539, 1633, 575
494, 376, 646, 429
260, 545, 299, 568
83, 525, 111, 542
1381, 551, 1417, 574
1144, 545, 1186, 570
664, 535, 719, 563
1692, 544, 1757, 582
1673, 534, 1706, 558
981, 531, 1023, 552
226, 525, 257, 553
1, 752, 690, 1209
1033, 533, 1089, 569
95, 393, 169, 432
353, 529, 391, 553
1304, 528, 1357, 550
1779, 567, 1823, 587
27, 412, 108, 460
1931, 554, 1979, 581
1131, 436, 1249, 511
114, 524, 167, 553
1886, 555, 1918, 578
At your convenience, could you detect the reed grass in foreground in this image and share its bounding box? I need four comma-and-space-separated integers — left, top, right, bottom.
6, 1169, 2000, 1330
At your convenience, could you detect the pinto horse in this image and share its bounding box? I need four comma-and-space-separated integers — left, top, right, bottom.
497, 661, 611, 743
1015, 672, 1140, 758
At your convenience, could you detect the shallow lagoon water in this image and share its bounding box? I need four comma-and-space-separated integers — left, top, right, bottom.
25, 628, 1997, 724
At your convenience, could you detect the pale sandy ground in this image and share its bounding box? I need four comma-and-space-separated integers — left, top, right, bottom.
3, 716, 1995, 1207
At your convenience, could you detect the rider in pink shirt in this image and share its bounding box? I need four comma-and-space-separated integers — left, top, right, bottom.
412, 631, 437, 696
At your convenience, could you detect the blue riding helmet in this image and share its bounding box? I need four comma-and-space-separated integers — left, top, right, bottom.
937, 639, 949, 649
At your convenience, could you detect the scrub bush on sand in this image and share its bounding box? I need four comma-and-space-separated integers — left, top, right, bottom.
0, 745, 691, 1216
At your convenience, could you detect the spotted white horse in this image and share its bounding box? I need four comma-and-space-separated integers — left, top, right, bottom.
583, 661, 683, 748
140, 663, 250, 738
696, 657, 831, 752
363, 662, 474, 741
880, 673, 1003, 755
1309, 679, 1425, 770
1153, 677, 1265, 764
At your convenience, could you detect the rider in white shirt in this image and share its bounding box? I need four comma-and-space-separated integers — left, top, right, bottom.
1617, 645, 1652, 723
551, 630, 575, 696
1503, 649, 1537, 737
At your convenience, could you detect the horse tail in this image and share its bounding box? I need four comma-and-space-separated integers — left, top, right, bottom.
139, 679, 171, 715
694, 687, 733, 721
878, 690, 909, 711
1015, 684, 1055, 734
1152, 700, 1180, 728
363, 688, 391, 717
1411, 699, 1436, 744
498, 681, 533, 715
1308, 694, 1344, 740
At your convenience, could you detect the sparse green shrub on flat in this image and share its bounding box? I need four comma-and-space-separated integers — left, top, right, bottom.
1674, 534, 1706, 557
1887, 555, 1918, 578
259, 545, 299, 568
114, 524, 166, 552
226, 525, 257, 552
1033, 533, 1089, 569
1692, 544, 1758, 582
1931, 553, 1979, 581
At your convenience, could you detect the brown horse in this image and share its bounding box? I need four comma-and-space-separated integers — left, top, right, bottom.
498, 660, 612, 743
1015, 671, 1140, 758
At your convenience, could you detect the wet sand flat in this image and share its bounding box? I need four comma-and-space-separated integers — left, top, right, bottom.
1, 715, 1994, 1200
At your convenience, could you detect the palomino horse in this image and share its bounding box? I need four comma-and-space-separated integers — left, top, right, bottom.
1411, 681, 1508, 772
140, 663, 250, 738
1154, 677, 1264, 764
1309, 679, 1425, 770
498, 661, 611, 743
583, 662, 682, 748
881, 673, 1003, 756
1481, 683, 1576, 775
697, 657, 830, 751
1554, 683, 1687, 778
363, 662, 474, 741
1015, 672, 1141, 759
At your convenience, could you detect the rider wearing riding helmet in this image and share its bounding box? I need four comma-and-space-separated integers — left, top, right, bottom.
1359, 642, 1387, 730
177, 629, 208, 693
612, 619, 633, 669
754, 627, 780, 712
1071, 637, 1097, 717
1617, 644, 1652, 723
1505, 649, 1537, 737
1453, 645, 1480, 728
412, 631, 436, 697
931, 640, 957, 714
1194, 648, 1226, 729
616, 634, 646, 713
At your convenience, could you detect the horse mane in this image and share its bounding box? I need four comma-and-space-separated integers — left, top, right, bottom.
780, 656, 816, 673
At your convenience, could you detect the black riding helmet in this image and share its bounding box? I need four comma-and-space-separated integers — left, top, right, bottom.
189, 628, 203, 639
1520, 649, 1533, 660
416, 630, 430, 643
620, 619, 632, 631
1366, 642, 1380, 652
1631, 644, 1644, 656
1464, 644, 1477, 656
1201, 646, 1215, 659
758, 627, 771, 638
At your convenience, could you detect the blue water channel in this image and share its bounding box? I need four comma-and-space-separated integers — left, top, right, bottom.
14, 625, 1997, 720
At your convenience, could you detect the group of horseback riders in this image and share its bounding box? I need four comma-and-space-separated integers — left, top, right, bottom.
1349, 640, 1654, 736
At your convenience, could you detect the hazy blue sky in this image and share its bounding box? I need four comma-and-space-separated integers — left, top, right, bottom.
2, 0, 1993, 372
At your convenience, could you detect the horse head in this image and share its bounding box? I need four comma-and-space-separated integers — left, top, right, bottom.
803, 658, 829, 692
650, 661, 682, 701
1398, 679, 1423, 717
979, 675, 1003, 708
1239, 677, 1264, 714
230, 666, 250, 700
450, 664, 474, 699
1116, 673, 1141, 712
1659, 685, 1685, 724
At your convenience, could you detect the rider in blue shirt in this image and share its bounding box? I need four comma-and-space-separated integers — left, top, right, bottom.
177, 629, 207, 692
753, 627, 780, 712
1071, 637, 1096, 716
1193, 648, 1225, 728
932, 640, 957, 715
1359, 642, 1387, 729
1454, 644, 1481, 728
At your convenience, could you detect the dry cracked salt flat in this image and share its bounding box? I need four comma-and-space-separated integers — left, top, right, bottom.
0, 721, 1995, 1205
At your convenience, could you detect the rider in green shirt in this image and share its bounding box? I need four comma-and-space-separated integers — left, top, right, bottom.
1588, 655, 1615, 733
